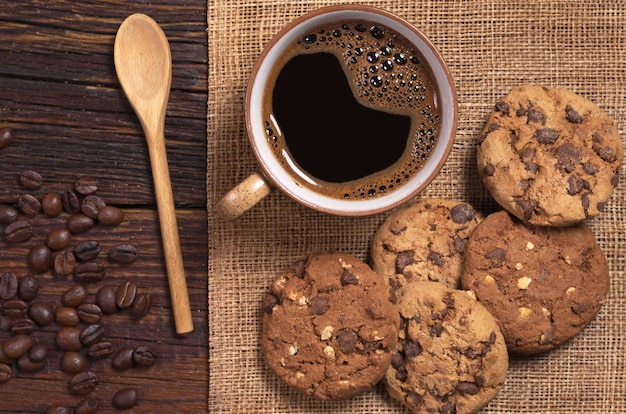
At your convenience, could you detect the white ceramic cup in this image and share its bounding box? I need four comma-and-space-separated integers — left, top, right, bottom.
215, 5, 457, 221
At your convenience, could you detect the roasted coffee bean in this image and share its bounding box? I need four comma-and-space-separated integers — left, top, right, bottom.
87, 341, 114, 359
96, 285, 117, 314
80, 324, 105, 346
112, 387, 138, 409
46, 227, 72, 251
77, 303, 102, 324
3, 334, 33, 359
47, 404, 73, 414
74, 262, 106, 283
74, 177, 99, 196
56, 326, 83, 351
67, 213, 95, 234
2, 298, 28, 318
74, 240, 101, 262
29, 301, 54, 326
41, 191, 63, 217
131, 293, 152, 318
9, 318, 36, 335
19, 169, 43, 189
116, 281, 137, 309
18, 274, 38, 301
17, 193, 41, 216
62, 284, 88, 307
0, 127, 14, 150
5, 219, 33, 242
0, 363, 11, 383
17, 354, 45, 373
29, 342, 49, 362
54, 249, 76, 278
75, 396, 99, 414
69, 371, 98, 395
62, 189, 81, 214
28, 243, 53, 273
81, 195, 106, 219
108, 243, 138, 264
0, 271, 18, 299
61, 351, 87, 374
0, 204, 19, 224
0, 343, 15, 364
132, 346, 157, 367
56, 306, 80, 327
97, 205, 124, 226
112, 347, 136, 370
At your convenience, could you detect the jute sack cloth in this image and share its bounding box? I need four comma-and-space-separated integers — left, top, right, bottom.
208, 1, 626, 412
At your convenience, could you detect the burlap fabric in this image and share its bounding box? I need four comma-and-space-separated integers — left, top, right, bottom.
208, 1, 625, 412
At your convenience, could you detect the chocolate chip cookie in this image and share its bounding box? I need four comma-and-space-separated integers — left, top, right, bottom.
462, 210, 610, 355
261, 251, 400, 400
385, 281, 508, 414
370, 199, 483, 292
477, 85, 622, 226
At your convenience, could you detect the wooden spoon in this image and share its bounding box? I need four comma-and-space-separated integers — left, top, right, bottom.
114, 14, 193, 335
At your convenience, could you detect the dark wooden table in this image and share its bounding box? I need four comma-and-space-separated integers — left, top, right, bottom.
0, 1, 207, 412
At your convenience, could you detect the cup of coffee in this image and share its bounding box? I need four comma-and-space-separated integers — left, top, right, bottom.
215, 5, 457, 221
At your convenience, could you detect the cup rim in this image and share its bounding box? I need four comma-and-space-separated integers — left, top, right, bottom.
245, 4, 458, 216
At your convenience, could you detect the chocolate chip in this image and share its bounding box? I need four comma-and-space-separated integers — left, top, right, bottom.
572, 302, 591, 315
456, 381, 480, 395
527, 109, 546, 124
429, 321, 443, 337
582, 193, 590, 211
391, 353, 404, 370
597, 202, 605, 212
518, 180, 530, 192
441, 402, 456, 414
488, 123, 500, 132
292, 259, 305, 278
583, 162, 597, 175
395, 250, 415, 273
404, 340, 422, 358
336, 329, 358, 353
595, 145, 617, 163
566, 105, 583, 123
309, 295, 329, 315
391, 225, 407, 235
516, 199, 534, 221
484, 247, 506, 263
554, 142, 582, 173
568, 175, 589, 195
263, 294, 278, 313
453, 235, 465, 254
340, 269, 359, 286
525, 162, 539, 173
450, 203, 475, 224
489, 331, 497, 344
483, 163, 495, 176
395, 366, 408, 382
428, 252, 444, 267
495, 101, 510, 115
535, 128, 559, 144
611, 172, 620, 186
406, 391, 424, 407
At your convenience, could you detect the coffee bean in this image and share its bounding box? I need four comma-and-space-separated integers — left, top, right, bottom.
74, 240, 101, 261
112, 387, 138, 409
81, 195, 106, 219
61, 351, 87, 374
17, 353, 46, 373
0, 343, 15, 364
56, 326, 83, 351
47, 404, 73, 414
116, 281, 137, 309
17, 193, 41, 216
69, 371, 98, 395
41, 191, 63, 217
97, 205, 124, 226
77, 303, 102, 324
56, 306, 80, 327
74, 261, 106, 283
2, 298, 28, 318
28, 342, 49, 362
62, 284, 88, 307
0, 271, 19, 300
87, 341, 114, 359
9, 318, 36, 335
46, 227, 73, 251
19, 169, 43, 189
74, 177, 99, 196
29, 301, 54, 326
132, 346, 157, 367
0, 363, 12, 383
54, 249, 76, 278
112, 347, 135, 370
79, 323, 105, 346
0, 204, 19, 224
108, 243, 138, 264
3, 334, 33, 359
131, 293, 152, 318
0, 127, 14, 150
67, 213, 95, 234
62, 189, 81, 214
75, 396, 99, 414
96, 285, 117, 314
5, 219, 33, 242
18, 274, 38, 301
28, 243, 53, 273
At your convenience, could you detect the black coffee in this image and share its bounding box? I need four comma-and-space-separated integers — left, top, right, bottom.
263, 19, 442, 199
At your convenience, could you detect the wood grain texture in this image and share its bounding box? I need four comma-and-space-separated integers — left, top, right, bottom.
0, 0, 208, 412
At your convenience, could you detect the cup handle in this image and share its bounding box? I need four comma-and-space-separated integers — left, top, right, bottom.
214, 172, 273, 221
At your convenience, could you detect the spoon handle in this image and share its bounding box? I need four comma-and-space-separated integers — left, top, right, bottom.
147, 131, 194, 335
